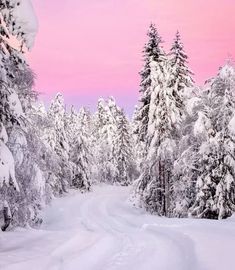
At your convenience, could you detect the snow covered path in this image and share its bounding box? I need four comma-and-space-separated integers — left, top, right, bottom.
1, 185, 235, 270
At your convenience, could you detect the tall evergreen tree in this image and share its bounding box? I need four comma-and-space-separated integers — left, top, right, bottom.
0, 0, 41, 229
113, 110, 135, 186
134, 24, 166, 157
166, 31, 196, 217
168, 31, 194, 99
70, 134, 91, 191
190, 64, 235, 219
133, 29, 194, 217
172, 90, 207, 217
95, 98, 118, 184
65, 105, 80, 147
48, 93, 71, 194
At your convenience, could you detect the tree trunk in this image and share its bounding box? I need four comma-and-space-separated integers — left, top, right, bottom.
1, 202, 12, 231
162, 163, 166, 216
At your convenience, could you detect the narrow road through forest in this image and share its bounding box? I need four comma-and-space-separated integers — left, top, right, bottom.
0, 186, 235, 270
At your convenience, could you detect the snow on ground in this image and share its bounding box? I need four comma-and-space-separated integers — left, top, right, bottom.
1, 185, 235, 270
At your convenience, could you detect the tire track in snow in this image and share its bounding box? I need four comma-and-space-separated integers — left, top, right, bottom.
69, 187, 200, 270
1, 186, 202, 270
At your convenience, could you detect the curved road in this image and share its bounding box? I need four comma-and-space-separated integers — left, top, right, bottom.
1, 186, 235, 270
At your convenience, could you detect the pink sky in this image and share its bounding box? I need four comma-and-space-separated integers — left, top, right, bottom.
29, 0, 235, 113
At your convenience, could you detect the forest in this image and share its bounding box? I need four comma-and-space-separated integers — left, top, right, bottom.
0, 0, 235, 235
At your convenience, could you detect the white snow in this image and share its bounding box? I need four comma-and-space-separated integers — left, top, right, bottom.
229, 114, 235, 134
0, 123, 19, 191
0, 141, 19, 192
12, 0, 38, 49
0, 123, 8, 144
8, 90, 24, 118
0, 185, 235, 270
31, 164, 46, 196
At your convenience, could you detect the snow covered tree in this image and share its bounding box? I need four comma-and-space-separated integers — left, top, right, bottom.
133, 28, 194, 217
0, 0, 38, 52
48, 93, 69, 160
0, 0, 40, 229
172, 89, 205, 217
134, 24, 166, 160
113, 110, 135, 186
95, 98, 118, 184
0, 122, 19, 192
168, 31, 194, 99
70, 134, 91, 191
28, 102, 61, 204
65, 105, 80, 146
77, 107, 93, 140
190, 63, 235, 219
66, 105, 93, 191
47, 93, 71, 194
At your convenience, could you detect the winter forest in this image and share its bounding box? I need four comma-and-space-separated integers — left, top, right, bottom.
1, 1, 235, 270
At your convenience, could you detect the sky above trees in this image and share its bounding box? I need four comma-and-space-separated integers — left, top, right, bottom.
28, 0, 235, 113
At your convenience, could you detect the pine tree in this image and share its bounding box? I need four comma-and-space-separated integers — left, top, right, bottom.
77, 107, 93, 139
66, 106, 93, 190
133, 28, 194, 217
113, 110, 134, 186
168, 31, 194, 99
95, 98, 118, 184
65, 105, 80, 147
70, 134, 91, 191
141, 80, 178, 215
134, 24, 166, 156
29, 102, 61, 205
190, 64, 235, 219
172, 90, 206, 217
48, 93, 71, 194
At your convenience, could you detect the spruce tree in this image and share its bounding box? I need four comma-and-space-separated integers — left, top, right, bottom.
95, 98, 118, 184
168, 31, 194, 99
48, 93, 71, 194
133, 29, 194, 217
166, 31, 196, 216
113, 110, 134, 186
65, 105, 80, 147
134, 24, 165, 156
190, 64, 235, 219
70, 134, 91, 191
172, 91, 207, 217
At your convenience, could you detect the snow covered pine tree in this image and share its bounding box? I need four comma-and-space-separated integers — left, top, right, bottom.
133, 27, 193, 217
167, 31, 195, 217
133, 23, 164, 162
190, 63, 235, 219
113, 109, 135, 186
0, 0, 39, 229
132, 24, 167, 212
68, 106, 92, 191
47, 93, 72, 194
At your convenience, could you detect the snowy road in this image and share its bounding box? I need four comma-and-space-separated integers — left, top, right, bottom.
1, 186, 235, 270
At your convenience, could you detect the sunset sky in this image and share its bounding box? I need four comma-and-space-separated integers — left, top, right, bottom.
29, 0, 235, 114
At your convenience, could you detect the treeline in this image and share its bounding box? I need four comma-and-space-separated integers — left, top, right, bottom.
0, 4, 235, 231
0, 1, 136, 230
132, 24, 235, 220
